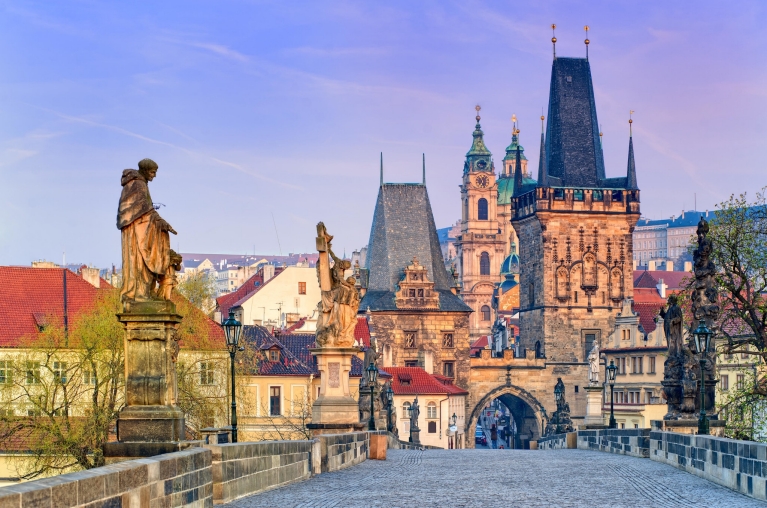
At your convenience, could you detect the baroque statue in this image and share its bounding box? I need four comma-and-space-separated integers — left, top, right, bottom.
315, 222, 360, 347
117, 158, 180, 303
587, 340, 600, 385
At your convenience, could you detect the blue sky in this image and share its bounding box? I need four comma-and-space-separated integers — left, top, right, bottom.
1, 0, 766, 267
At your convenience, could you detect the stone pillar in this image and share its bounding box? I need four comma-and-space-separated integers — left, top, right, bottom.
307, 347, 365, 436
105, 300, 191, 460
583, 385, 605, 427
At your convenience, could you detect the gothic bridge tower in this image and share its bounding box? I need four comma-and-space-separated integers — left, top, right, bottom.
512, 54, 641, 366
455, 106, 506, 338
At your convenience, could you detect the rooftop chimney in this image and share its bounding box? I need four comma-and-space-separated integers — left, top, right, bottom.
648, 260, 657, 271
656, 278, 667, 298
684, 261, 693, 273
665, 261, 674, 272
80, 266, 100, 288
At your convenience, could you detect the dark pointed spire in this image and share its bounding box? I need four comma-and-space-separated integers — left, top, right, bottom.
551, 24, 557, 59
422, 153, 426, 185
513, 145, 524, 196
537, 115, 548, 187
626, 114, 638, 190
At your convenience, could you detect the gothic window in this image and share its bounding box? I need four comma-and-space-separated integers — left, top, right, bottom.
478, 198, 488, 220
481, 306, 491, 321
442, 333, 454, 348
404, 332, 416, 348
556, 266, 568, 300
535, 341, 543, 358
480, 252, 490, 275
529, 282, 534, 307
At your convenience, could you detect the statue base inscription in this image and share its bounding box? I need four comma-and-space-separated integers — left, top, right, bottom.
114, 301, 185, 446
309, 347, 360, 427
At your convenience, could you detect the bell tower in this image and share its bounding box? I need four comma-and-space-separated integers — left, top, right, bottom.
455, 106, 505, 338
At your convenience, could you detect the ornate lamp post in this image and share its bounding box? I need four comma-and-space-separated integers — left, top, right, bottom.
222, 310, 243, 443
693, 321, 713, 435
606, 359, 618, 429
451, 413, 458, 449
385, 384, 394, 432
554, 383, 563, 433
366, 362, 379, 431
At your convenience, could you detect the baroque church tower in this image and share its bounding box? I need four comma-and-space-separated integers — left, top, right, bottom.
512, 52, 641, 364
455, 106, 505, 338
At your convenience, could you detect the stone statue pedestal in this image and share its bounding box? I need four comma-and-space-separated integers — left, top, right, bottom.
307, 347, 364, 436
409, 429, 421, 445
105, 300, 189, 460
583, 384, 605, 427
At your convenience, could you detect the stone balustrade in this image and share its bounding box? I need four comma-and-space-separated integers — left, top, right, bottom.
537, 428, 767, 502
0, 431, 380, 507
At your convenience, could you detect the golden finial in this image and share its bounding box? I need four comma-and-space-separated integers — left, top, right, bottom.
629, 110, 634, 136
584, 25, 590, 60
475, 104, 481, 123
551, 24, 557, 58
541, 110, 545, 133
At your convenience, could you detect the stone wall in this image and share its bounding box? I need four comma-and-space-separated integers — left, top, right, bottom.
318, 432, 370, 473
537, 433, 568, 450
0, 447, 212, 508
208, 440, 316, 505
577, 429, 650, 458
651, 431, 767, 502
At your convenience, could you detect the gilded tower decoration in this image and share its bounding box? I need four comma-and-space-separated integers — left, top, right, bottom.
455, 106, 506, 338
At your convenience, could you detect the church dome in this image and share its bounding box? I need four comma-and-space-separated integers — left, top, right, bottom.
499, 273, 518, 294
500, 253, 520, 275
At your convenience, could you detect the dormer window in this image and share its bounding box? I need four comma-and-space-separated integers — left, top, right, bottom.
269, 349, 280, 362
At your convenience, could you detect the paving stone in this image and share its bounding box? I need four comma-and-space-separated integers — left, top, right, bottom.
229, 449, 766, 507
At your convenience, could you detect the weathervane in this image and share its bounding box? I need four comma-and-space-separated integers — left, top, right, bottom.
584, 25, 590, 59
475, 104, 481, 123
551, 24, 557, 58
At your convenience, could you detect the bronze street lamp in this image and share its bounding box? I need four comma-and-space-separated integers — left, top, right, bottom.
367, 362, 379, 431
693, 321, 713, 435
606, 360, 618, 429
385, 384, 394, 433
222, 310, 243, 443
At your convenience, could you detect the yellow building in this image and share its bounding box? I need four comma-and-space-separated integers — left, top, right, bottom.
601, 299, 668, 428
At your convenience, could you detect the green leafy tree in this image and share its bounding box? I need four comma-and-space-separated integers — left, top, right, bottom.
176, 271, 217, 316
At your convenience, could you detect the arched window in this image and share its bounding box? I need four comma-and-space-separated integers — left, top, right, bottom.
403, 402, 411, 419
427, 402, 437, 419
478, 198, 488, 220
535, 340, 542, 358
481, 305, 491, 321
480, 252, 490, 275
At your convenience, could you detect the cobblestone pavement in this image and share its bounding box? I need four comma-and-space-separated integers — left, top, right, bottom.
230, 449, 765, 508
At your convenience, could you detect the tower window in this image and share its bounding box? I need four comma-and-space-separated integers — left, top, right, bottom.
480, 252, 490, 275
478, 198, 488, 220
481, 305, 491, 321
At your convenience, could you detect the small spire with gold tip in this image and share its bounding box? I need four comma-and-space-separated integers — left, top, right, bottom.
629, 110, 634, 136
512, 113, 517, 135
584, 25, 590, 59
551, 24, 557, 59
599, 124, 603, 148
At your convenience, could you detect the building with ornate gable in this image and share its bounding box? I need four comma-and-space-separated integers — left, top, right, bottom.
359, 181, 473, 388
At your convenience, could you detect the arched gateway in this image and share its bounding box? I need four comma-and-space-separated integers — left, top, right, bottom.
467, 384, 547, 449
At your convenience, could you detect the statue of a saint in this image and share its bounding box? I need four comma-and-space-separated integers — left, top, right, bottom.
117, 159, 178, 302
410, 397, 420, 431
587, 341, 600, 384
315, 222, 360, 347
660, 295, 684, 357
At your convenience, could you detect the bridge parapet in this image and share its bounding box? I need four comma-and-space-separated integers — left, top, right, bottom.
470, 348, 546, 367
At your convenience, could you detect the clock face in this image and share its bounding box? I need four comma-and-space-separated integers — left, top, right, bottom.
475, 174, 489, 188
475, 159, 487, 171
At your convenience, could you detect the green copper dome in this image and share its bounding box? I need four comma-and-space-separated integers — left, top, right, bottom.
497, 173, 537, 205
503, 132, 527, 162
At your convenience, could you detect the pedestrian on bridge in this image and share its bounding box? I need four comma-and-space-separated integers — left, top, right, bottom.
490, 424, 498, 449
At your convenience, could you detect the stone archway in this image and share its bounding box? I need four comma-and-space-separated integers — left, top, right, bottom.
466, 384, 548, 449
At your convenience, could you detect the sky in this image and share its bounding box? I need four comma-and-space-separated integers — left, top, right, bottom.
1, 0, 766, 267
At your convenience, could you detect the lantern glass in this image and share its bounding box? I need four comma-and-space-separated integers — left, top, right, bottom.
222, 310, 242, 348
607, 360, 617, 383
366, 362, 378, 385
554, 385, 563, 402
385, 385, 393, 404
693, 322, 712, 354
452, 413, 457, 426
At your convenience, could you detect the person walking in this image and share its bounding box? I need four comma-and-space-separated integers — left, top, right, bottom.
490, 424, 498, 449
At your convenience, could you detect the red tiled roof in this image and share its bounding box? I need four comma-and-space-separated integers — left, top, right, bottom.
386, 367, 468, 396
216, 272, 264, 318
633, 270, 692, 291
0, 267, 111, 346
634, 301, 664, 334
470, 336, 489, 352
355, 317, 370, 347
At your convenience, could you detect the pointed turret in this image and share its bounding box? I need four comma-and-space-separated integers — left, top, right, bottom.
513, 146, 524, 197
464, 105, 493, 174
503, 115, 526, 177
626, 122, 638, 190
537, 115, 548, 187
467, 108, 491, 158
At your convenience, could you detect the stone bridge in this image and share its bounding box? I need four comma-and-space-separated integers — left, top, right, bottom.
230, 448, 762, 507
